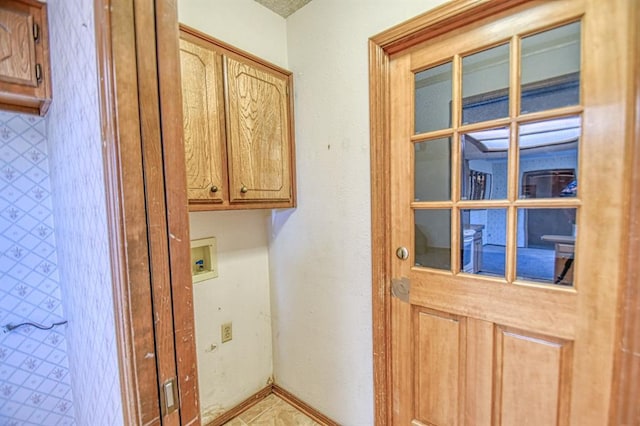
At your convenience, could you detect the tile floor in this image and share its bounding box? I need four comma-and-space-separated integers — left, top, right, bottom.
223, 394, 322, 426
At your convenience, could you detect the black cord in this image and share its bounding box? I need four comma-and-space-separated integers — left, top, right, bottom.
2, 320, 68, 333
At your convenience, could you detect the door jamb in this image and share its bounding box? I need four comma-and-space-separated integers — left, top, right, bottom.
368, 0, 639, 424
94, 0, 159, 422
93, 0, 199, 423
610, 0, 640, 422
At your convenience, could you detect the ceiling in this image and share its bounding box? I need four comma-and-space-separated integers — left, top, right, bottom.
253, 0, 312, 18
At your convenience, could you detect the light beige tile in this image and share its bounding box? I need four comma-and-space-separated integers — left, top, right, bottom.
224, 418, 247, 426
248, 398, 321, 426
238, 394, 280, 424
277, 398, 323, 426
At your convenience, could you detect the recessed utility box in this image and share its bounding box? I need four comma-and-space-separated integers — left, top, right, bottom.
190, 237, 218, 282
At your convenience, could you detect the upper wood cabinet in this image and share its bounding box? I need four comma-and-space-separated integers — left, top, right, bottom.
0, 0, 51, 116
179, 25, 296, 210
180, 36, 227, 204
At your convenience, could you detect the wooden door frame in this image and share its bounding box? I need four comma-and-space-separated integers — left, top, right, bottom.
610, 1, 640, 422
94, 0, 199, 424
368, 0, 639, 424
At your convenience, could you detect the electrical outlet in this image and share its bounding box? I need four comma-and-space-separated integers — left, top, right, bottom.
221, 322, 232, 343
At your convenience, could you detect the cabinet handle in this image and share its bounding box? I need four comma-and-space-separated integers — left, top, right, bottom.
240, 186, 248, 193
35, 64, 42, 83
210, 185, 218, 193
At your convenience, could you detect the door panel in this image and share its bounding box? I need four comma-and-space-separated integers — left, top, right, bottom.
387, 0, 632, 424
410, 273, 576, 340
464, 319, 493, 426
495, 328, 572, 426
415, 310, 464, 426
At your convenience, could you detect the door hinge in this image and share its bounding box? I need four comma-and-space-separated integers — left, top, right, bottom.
391, 277, 410, 303
35, 64, 42, 83
160, 377, 179, 416
33, 23, 40, 42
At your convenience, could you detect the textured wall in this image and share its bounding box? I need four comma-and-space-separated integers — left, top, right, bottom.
190, 211, 274, 423
45, 0, 123, 424
271, 1, 448, 424
178, 1, 286, 420
0, 112, 75, 425
179, 0, 288, 68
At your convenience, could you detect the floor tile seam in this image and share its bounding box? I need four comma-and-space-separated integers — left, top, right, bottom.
240, 396, 279, 424
244, 402, 284, 424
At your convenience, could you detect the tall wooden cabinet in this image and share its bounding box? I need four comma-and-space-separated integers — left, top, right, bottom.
0, 0, 51, 116
179, 25, 296, 210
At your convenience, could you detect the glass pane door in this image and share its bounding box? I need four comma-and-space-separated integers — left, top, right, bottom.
413, 21, 582, 288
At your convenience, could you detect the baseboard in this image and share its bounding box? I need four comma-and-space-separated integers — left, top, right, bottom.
204, 385, 272, 426
271, 384, 340, 426
204, 383, 339, 426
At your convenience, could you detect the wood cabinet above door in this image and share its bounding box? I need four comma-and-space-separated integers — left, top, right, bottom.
0, 0, 52, 116
179, 25, 296, 211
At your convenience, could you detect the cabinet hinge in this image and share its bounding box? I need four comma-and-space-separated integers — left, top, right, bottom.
160, 377, 179, 416
33, 23, 40, 43
35, 64, 42, 83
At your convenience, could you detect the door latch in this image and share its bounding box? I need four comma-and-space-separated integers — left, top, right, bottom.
391, 277, 410, 303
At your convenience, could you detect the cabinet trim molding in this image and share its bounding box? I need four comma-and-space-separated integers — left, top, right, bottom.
180, 24, 293, 77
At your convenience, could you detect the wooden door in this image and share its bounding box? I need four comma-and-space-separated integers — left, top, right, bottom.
94, 0, 199, 423
384, 0, 635, 425
179, 34, 227, 203
225, 55, 292, 202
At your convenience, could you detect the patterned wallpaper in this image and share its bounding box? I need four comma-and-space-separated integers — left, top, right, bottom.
0, 112, 75, 425
45, 0, 124, 424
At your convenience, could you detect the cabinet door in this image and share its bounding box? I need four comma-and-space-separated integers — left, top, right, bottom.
0, 0, 51, 116
0, 4, 37, 87
179, 37, 226, 203
225, 56, 292, 202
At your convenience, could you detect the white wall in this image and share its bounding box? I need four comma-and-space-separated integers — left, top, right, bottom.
181, 1, 460, 424
189, 211, 274, 423
177, 0, 287, 421
178, 0, 288, 68
46, 0, 123, 424
272, 1, 448, 424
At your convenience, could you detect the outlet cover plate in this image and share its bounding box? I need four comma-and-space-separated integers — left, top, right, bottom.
221, 322, 232, 343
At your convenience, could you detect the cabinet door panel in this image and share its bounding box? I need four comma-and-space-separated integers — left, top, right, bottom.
225, 56, 291, 202
0, 0, 51, 116
0, 6, 36, 86
180, 38, 226, 203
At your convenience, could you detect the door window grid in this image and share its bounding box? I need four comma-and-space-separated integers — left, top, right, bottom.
411, 22, 582, 287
